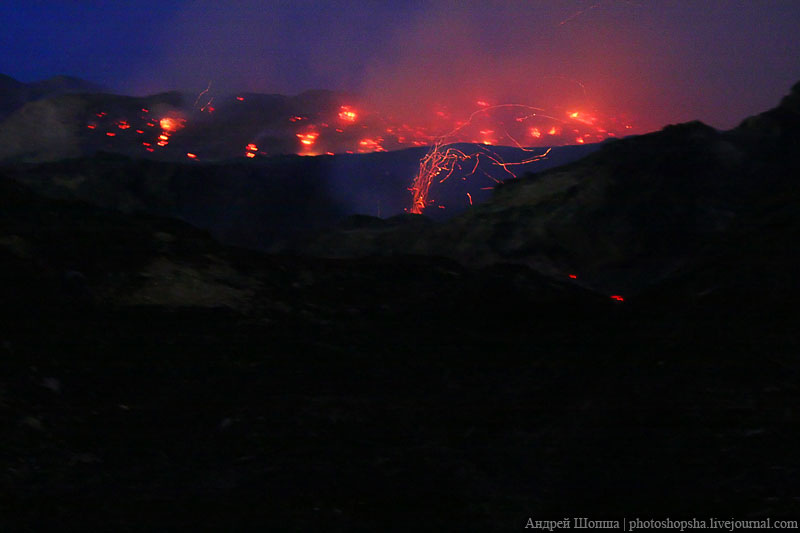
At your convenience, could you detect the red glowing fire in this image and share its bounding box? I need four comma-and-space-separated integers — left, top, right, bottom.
159, 117, 185, 132
338, 106, 358, 123
81, 85, 633, 212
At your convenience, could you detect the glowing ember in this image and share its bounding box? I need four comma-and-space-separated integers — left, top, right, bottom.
246, 143, 258, 152
338, 106, 358, 123
358, 137, 384, 152
186, 153, 197, 159
296, 132, 319, 147
610, 295, 625, 301
159, 117, 184, 132
569, 274, 578, 279
106, 132, 116, 137
245, 152, 256, 158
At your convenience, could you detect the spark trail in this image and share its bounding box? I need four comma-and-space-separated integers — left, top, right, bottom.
408, 104, 556, 214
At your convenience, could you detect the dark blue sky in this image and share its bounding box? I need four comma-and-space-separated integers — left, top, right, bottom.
2, 1, 799, 131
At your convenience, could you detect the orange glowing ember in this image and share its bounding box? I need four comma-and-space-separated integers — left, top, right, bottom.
338, 106, 358, 123
186, 153, 197, 159
530, 127, 541, 138
358, 137, 385, 152
246, 152, 255, 158
106, 132, 116, 137
246, 143, 258, 152
159, 117, 184, 132
610, 295, 625, 301
296, 132, 319, 147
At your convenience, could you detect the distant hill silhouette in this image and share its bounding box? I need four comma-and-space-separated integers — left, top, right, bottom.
0, 74, 105, 121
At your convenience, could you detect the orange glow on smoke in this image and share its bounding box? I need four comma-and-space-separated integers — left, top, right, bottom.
530, 127, 541, 139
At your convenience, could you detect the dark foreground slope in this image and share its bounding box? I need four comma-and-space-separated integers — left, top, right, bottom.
1, 178, 799, 529
2, 86, 800, 530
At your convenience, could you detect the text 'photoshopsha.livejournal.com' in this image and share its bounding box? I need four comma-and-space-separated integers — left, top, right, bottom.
525, 517, 798, 531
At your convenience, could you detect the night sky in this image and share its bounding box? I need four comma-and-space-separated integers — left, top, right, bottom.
2, 0, 799, 131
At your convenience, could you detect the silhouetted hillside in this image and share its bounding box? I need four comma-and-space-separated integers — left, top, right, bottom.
0, 74, 105, 121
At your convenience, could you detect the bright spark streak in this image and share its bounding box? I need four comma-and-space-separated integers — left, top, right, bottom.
408, 104, 553, 214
